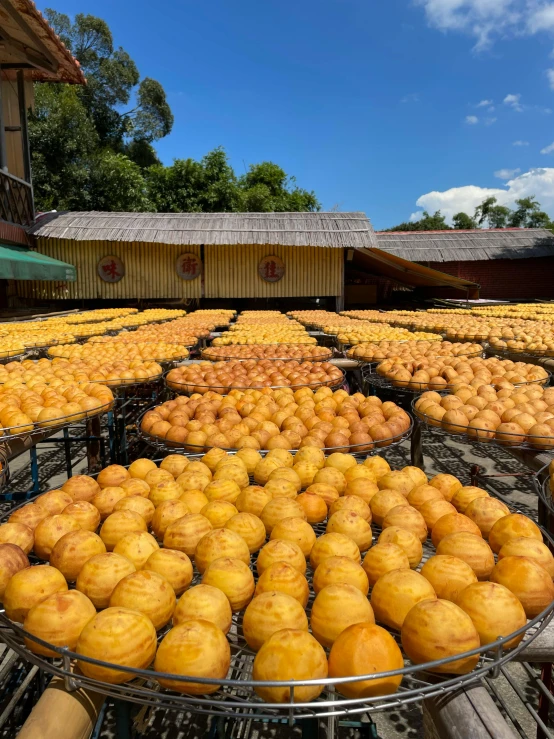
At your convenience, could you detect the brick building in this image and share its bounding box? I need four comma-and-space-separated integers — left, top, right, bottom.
376, 228, 554, 300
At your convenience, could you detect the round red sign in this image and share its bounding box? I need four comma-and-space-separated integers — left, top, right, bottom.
258, 255, 285, 283
176, 253, 202, 280
97, 255, 124, 283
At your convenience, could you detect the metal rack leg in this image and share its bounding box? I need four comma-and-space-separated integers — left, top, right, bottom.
62, 427, 72, 480
114, 698, 132, 739
30, 447, 39, 493
86, 417, 102, 474
410, 419, 424, 471
108, 411, 116, 464
537, 664, 553, 739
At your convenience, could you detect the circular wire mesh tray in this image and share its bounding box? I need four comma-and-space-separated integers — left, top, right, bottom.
137, 408, 413, 457
23, 337, 77, 350
0, 514, 551, 720
362, 368, 457, 396
484, 343, 554, 361
411, 398, 554, 452
363, 366, 551, 395
347, 347, 485, 364
200, 346, 334, 362
0, 447, 8, 491
0, 369, 164, 390
535, 462, 554, 518
0, 400, 114, 443
165, 369, 346, 396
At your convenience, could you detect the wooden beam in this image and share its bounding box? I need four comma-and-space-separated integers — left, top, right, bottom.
0, 0, 59, 71
511, 621, 554, 663
0, 33, 57, 75
17, 675, 105, 739
423, 683, 516, 739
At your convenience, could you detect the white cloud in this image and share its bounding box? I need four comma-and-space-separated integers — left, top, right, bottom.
415, 0, 522, 50
504, 93, 523, 111
416, 0, 554, 48
541, 141, 554, 153
494, 168, 521, 179
513, 140, 530, 146
476, 99, 493, 107
528, 4, 554, 33
466, 115, 479, 124
411, 168, 554, 223
485, 116, 497, 125
547, 69, 554, 90
401, 93, 420, 103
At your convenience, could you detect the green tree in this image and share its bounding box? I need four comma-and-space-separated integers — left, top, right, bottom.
28, 84, 98, 210
386, 210, 451, 231
43, 10, 173, 151
87, 151, 153, 211
28, 13, 320, 214
473, 196, 513, 228
474, 196, 497, 226
239, 162, 319, 212
510, 195, 541, 228
487, 205, 512, 228
452, 212, 476, 229
145, 149, 320, 213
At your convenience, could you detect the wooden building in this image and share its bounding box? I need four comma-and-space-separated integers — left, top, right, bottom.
376, 228, 554, 300
0, 0, 83, 300
18, 211, 478, 307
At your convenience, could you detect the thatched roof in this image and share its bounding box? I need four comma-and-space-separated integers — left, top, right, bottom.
0, 0, 85, 84
376, 228, 554, 262
29, 211, 377, 248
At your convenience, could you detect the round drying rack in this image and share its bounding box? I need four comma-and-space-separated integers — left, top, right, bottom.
346, 347, 485, 365
411, 398, 554, 452
0, 400, 113, 443
200, 346, 334, 362
164, 368, 346, 397
0, 369, 164, 391
0, 502, 552, 721
137, 407, 413, 458
88, 335, 199, 350
46, 348, 190, 366
363, 366, 551, 396
485, 343, 554, 361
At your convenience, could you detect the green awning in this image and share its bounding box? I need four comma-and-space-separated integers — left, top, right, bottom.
0, 244, 76, 281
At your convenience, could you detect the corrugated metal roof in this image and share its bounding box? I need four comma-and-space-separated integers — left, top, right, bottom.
29, 211, 378, 249
375, 228, 554, 262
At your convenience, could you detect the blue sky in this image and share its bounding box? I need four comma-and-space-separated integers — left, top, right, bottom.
44, 0, 554, 228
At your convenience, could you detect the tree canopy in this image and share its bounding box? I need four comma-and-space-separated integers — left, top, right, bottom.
385, 196, 554, 232
28, 11, 320, 214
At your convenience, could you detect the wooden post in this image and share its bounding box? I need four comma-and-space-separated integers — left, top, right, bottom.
16, 71, 32, 187
17, 676, 105, 739
0, 74, 7, 171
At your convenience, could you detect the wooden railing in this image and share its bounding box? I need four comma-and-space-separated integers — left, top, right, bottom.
0, 169, 33, 227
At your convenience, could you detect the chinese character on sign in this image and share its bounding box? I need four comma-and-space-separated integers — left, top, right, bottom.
97, 256, 124, 283
258, 255, 285, 283
176, 253, 201, 280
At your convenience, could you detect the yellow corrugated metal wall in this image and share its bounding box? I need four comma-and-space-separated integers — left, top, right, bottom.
17, 241, 343, 300
17, 239, 202, 300
204, 244, 343, 298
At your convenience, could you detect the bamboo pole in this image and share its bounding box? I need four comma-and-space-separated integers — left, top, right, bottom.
17, 676, 105, 739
